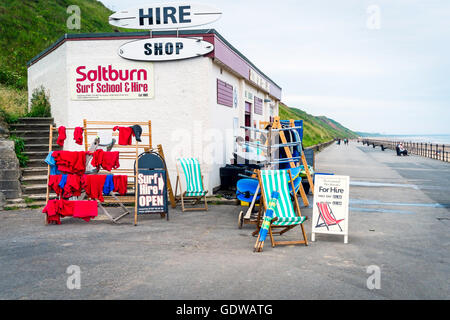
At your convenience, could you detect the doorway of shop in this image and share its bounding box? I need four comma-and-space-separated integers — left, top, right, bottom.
245, 102, 252, 148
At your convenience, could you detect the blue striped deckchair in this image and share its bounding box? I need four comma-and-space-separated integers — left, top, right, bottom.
175, 158, 208, 212
257, 169, 308, 248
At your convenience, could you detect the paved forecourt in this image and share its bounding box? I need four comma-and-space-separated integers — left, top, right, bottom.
0, 140, 448, 299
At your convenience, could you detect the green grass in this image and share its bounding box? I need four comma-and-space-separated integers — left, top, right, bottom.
0, 0, 116, 90
24, 197, 35, 204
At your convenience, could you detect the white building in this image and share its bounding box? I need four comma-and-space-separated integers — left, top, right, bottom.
27, 29, 282, 193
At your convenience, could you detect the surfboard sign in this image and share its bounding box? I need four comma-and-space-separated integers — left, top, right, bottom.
109, 3, 222, 30
118, 37, 214, 61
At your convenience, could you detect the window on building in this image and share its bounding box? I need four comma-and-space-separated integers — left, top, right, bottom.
254, 96, 263, 115
217, 79, 233, 108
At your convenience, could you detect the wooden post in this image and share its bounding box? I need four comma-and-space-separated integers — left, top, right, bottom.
44, 124, 53, 225
83, 119, 88, 152
134, 140, 139, 226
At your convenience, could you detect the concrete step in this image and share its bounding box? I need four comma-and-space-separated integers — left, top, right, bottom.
22, 184, 47, 195
22, 136, 57, 145
27, 193, 57, 201
25, 144, 61, 152
25, 159, 47, 168
10, 123, 53, 131
22, 167, 48, 177
11, 130, 51, 138
5, 198, 25, 204
4, 198, 27, 210
4, 203, 28, 210
27, 201, 46, 208
21, 175, 48, 185
18, 117, 54, 124
23, 151, 49, 160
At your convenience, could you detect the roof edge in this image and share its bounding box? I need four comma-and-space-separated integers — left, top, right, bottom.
27, 29, 281, 90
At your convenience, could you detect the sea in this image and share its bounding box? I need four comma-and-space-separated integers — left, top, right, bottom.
361, 134, 450, 146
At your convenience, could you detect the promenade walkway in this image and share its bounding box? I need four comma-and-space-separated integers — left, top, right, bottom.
0, 141, 448, 299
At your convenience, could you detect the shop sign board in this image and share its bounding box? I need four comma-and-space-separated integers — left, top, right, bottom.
118, 37, 214, 61
70, 63, 154, 100
249, 69, 270, 92
137, 169, 168, 214
311, 174, 350, 243
109, 3, 222, 30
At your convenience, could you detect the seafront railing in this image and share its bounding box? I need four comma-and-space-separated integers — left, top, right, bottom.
358, 138, 450, 163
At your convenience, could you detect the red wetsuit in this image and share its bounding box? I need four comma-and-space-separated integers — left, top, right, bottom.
82, 175, 107, 202
113, 175, 128, 195
57, 126, 67, 147
113, 126, 135, 145
73, 127, 84, 145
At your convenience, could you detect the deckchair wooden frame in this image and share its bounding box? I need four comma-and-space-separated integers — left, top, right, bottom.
175, 159, 208, 212
257, 169, 308, 248
272, 117, 312, 207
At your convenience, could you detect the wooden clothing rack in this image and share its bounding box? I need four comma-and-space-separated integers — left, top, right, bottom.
83, 120, 152, 224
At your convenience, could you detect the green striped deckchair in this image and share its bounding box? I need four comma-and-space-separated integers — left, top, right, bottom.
257, 169, 308, 248
175, 158, 208, 212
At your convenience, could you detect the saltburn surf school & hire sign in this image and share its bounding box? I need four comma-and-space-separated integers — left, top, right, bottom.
70, 63, 154, 100
109, 3, 220, 62
311, 174, 350, 244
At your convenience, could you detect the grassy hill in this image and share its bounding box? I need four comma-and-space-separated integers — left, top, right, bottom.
0, 0, 115, 90
279, 103, 358, 147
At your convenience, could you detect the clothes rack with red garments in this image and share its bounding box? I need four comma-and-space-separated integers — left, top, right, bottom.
44, 120, 154, 225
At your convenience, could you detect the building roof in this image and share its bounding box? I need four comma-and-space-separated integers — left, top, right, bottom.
27, 29, 282, 98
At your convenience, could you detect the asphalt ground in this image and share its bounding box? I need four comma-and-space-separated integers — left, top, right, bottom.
0, 140, 449, 299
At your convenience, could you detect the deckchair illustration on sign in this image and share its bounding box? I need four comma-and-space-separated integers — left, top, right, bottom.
315, 202, 344, 232
175, 158, 208, 212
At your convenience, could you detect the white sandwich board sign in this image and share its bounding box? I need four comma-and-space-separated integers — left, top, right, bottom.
118, 37, 214, 61
311, 174, 350, 243
109, 3, 222, 30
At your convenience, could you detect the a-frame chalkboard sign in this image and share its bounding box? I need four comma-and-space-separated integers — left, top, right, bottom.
134, 151, 169, 225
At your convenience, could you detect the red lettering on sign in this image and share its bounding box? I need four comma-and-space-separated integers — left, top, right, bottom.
76, 65, 148, 82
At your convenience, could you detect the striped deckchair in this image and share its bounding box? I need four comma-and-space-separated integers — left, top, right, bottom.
316, 202, 343, 231
257, 169, 308, 248
175, 158, 208, 212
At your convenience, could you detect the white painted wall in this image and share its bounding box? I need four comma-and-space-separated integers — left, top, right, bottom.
27, 43, 69, 126
27, 37, 281, 195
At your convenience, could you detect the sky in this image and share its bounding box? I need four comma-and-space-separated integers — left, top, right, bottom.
99, 0, 450, 135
